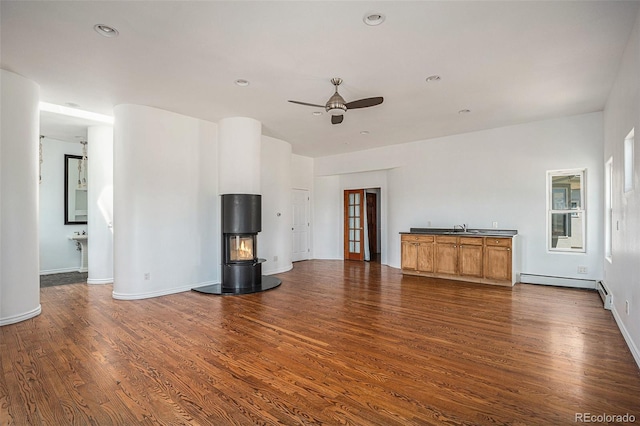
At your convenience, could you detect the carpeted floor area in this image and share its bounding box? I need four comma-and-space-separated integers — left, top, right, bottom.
40, 272, 88, 288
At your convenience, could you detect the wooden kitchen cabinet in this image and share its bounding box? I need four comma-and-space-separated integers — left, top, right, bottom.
401, 237, 418, 270
434, 236, 458, 275
400, 231, 517, 287
401, 235, 434, 273
458, 237, 483, 278
484, 238, 512, 282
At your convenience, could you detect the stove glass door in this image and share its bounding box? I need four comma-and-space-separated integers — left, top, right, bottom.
229, 235, 255, 261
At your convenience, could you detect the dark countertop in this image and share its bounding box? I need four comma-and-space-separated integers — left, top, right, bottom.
401, 228, 518, 237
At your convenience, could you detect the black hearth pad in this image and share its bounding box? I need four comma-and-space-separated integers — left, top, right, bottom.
191, 276, 281, 296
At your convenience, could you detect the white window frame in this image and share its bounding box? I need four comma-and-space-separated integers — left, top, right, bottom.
624, 128, 634, 193
605, 158, 613, 262
546, 168, 586, 253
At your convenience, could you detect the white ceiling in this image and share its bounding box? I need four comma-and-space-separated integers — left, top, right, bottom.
2, 1, 638, 157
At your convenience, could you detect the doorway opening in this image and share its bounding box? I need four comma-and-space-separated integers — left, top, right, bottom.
344, 188, 380, 262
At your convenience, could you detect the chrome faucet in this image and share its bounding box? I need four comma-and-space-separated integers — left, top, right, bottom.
454, 224, 467, 232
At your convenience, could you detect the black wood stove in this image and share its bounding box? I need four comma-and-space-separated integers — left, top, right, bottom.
193, 194, 281, 295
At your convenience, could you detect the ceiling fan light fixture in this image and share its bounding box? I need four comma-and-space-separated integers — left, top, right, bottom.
327, 88, 347, 115
289, 77, 382, 125
94, 24, 119, 38
312, 111, 323, 116
363, 13, 386, 26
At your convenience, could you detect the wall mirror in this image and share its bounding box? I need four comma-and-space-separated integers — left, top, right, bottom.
64, 154, 88, 224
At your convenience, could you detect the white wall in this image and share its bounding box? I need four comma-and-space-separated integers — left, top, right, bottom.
112, 105, 218, 299
313, 175, 341, 259
39, 137, 86, 274
314, 112, 604, 284
260, 135, 293, 275
87, 126, 114, 284
218, 117, 261, 195
291, 154, 314, 190
314, 170, 389, 264
0, 69, 41, 325
603, 7, 640, 367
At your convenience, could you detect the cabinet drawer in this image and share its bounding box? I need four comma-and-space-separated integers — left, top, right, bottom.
402, 234, 434, 243
459, 237, 483, 246
435, 236, 457, 244
485, 237, 512, 248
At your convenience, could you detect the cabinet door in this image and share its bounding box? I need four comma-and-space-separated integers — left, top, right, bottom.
459, 243, 483, 278
401, 241, 418, 270
484, 245, 511, 281
435, 243, 458, 275
417, 242, 434, 272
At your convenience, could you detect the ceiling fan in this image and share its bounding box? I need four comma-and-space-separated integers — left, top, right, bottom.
288, 78, 383, 125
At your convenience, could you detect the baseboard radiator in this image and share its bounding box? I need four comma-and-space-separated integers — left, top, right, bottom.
519, 273, 596, 289
597, 281, 613, 310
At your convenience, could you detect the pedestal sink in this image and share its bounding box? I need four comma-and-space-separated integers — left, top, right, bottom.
69, 234, 88, 272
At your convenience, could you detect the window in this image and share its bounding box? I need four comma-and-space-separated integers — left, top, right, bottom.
605, 158, 613, 262
624, 128, 634, 193
547, 169, 585, 252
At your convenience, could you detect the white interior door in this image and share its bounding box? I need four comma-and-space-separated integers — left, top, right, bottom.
292, 189, 310, 262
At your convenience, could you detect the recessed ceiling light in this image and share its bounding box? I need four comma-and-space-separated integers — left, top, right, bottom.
363, 13, 385, 26
426, 75, 441, 83
234, 79, 250, 87
458, 109, 471, 114
312, 111, 322, 116
94, 24, 119, 38
360, 130, 370, 135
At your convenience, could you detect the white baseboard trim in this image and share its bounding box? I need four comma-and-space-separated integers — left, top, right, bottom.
611, 305, 640, 369
40, 267, 79, 275
87, 278, 113, 285
519, 273, 597, 289
0, 305, 42, 326
112, 281, 216, 300
263, 264, 293, 275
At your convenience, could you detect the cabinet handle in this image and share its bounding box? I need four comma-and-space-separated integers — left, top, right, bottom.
507, 248, 511, 251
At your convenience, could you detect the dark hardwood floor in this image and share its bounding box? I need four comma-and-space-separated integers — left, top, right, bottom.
2, 260, 639, 425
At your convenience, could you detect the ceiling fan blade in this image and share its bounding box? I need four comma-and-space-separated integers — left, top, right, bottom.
345, 97, 384, 110
331, 115, 344, 125
288, 100, 325, 108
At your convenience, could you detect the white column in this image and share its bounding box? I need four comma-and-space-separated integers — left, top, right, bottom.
0, 69, 41, 325
218, 117, 261, 194
112, 104, 218, 299
87, 126, 114, 284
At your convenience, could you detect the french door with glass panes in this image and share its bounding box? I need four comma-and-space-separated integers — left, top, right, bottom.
344, 189, 365, 261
